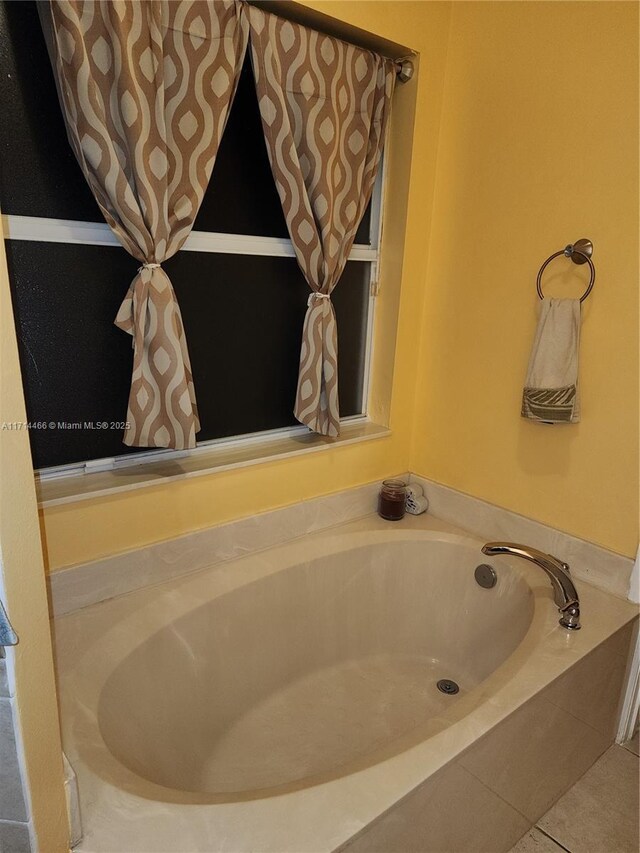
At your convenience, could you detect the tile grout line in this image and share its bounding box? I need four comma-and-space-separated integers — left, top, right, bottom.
529, 746, 639, 853
534, 824, 573, 852
459, 737, 610, 830
455, 760, 518, 812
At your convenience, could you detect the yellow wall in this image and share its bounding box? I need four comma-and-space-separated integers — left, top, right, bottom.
412, 1, 639, 557
0, 228, 68, 849
40, 1, 453, 570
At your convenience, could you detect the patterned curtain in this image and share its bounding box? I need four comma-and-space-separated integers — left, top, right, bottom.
41, 0, 248, 449
248, 6, 395, 436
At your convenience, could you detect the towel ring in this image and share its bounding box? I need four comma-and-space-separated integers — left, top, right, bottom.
536, 238, 595, 304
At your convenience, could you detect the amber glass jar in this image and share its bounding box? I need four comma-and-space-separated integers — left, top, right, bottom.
377, 479, 407, 521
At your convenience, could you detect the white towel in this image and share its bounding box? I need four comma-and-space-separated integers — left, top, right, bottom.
521, 298, 581, 423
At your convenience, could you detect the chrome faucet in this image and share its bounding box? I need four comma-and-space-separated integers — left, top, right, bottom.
481, 542, 581, 630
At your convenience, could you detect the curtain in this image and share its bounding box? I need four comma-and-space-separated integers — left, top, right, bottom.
248, 6, 395, 436
41, 0, 248, 449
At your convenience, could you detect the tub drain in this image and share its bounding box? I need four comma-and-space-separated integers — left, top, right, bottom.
437, 679, 460, 695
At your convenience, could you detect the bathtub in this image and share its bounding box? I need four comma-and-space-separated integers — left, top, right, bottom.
52, 513, 637, 853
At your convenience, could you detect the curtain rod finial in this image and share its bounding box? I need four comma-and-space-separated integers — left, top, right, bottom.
396, 59, 414, 83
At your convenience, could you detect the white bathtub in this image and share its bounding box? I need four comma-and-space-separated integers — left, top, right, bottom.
52, 513, 637, 852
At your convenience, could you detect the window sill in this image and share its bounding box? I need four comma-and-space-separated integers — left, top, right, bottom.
36, 420, 391, 508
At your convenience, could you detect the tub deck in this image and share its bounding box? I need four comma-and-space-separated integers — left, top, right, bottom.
51, 512, 638, 853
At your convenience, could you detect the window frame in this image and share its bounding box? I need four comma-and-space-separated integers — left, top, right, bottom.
4, 155, 387, 483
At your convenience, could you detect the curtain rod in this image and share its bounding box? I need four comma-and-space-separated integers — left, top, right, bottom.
245, 2, 414, 83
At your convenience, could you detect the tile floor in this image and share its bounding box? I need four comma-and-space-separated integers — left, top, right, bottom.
509, 737, 639, 853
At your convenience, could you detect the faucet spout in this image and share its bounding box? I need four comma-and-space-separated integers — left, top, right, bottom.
481, 542, 581, 630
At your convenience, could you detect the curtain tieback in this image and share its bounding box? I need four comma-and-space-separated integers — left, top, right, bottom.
138, 262, 162, 273
307, 291, 331, 308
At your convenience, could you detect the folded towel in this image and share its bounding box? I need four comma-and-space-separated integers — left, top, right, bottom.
521, 298, 581, 424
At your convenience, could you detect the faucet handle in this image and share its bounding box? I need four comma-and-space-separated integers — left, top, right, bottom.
558, 602, 581, 630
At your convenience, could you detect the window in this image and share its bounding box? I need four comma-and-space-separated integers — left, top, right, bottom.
0, 1, 383, 473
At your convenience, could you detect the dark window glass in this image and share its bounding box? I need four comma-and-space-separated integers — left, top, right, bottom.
194, 55, 289, 238
197, 54, 372, 242
1, 0, 376, 470
6, 240, 370, 468
0, 0, 102, 221
0, 1, 372, 242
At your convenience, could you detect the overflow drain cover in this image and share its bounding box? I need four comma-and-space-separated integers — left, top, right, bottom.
475, 564, 497, 589
437, 679, 460, 695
